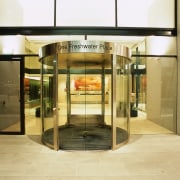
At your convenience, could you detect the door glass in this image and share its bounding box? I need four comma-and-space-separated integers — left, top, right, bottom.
57, 53, 87, 150
40, 41, 131, 151
57, 52, 113, 150
0, 61, 21, 132
41, 57, 58, 149
24, 56, 41, 135
113, 56, 130, 149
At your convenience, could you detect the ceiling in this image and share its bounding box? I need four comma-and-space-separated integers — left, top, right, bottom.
24, 35, 145, 71
25, 35, 146, 54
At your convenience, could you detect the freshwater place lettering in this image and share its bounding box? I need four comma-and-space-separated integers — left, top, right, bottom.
57, 43, 113, 51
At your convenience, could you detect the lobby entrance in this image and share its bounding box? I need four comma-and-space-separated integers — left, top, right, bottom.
39, 40, 131, 150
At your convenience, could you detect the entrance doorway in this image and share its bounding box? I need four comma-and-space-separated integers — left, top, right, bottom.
39, 41, 131, 150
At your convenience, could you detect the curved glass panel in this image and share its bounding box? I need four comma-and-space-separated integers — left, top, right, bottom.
40, 41, 131, 150
41, 56, 58, 149
112, 56, 130, 149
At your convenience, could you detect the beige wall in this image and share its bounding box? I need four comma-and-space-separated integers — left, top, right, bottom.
146, 57, 177, 132
146, 35, 177, 132
146, 58, 161, 123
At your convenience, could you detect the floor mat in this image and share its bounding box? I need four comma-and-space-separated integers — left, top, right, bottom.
42, 125, 128, 150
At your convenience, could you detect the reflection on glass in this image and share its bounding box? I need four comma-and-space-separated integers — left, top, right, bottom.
24, 57, 42, 135
40, 41, 131, 150
41, 63, 55, 149
114, 56, 130, 147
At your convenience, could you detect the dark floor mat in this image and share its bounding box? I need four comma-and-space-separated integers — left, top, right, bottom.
42, 125, 128, 150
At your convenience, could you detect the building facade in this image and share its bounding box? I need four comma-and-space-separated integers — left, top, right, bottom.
0, 0, 179, 145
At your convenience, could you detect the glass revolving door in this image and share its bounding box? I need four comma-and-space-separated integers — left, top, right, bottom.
39, 41, 131, 150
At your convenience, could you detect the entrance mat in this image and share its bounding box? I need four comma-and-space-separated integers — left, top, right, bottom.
42, 125, 128, 150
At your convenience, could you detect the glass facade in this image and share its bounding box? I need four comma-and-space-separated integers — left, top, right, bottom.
56, 0, 115, 26
117, 0, 175, 28
0, 0, 175, 28
0, 0, 179, 147
0, 0, 54, 26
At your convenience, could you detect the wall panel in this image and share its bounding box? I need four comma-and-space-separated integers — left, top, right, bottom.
56, 0, 115, 26
0, 0, 54, 26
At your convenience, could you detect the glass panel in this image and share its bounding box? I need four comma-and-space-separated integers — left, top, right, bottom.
57, 73, 68, 128
114, 56, 129, 148
56, 0, 115, 26
41, 56, 58, 149
57, 52, 113, 150
0, 61, 21, 132
117, 0, 175, 28
0, 0, 54, 26
130, 57, 146, 117
58, 53, 87, 150
24, 56, 41, 135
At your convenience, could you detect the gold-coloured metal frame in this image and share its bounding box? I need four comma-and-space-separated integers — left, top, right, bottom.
39, 40, 131, 151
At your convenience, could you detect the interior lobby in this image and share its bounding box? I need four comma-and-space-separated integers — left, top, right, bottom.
0, 0, 180, 179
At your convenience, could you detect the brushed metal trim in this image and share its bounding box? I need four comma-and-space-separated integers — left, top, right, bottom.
39, 41, 131, 60
53, 54, 59, 151
112, 54, 117, 150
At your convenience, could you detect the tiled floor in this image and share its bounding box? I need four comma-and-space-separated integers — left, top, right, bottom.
1, 104, 177, 179
0, 134, 180, 179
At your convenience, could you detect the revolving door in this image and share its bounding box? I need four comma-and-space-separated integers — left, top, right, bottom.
39, 41, 131, 150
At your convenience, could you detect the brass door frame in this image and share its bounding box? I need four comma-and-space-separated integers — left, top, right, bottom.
39, 41, 131, 150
